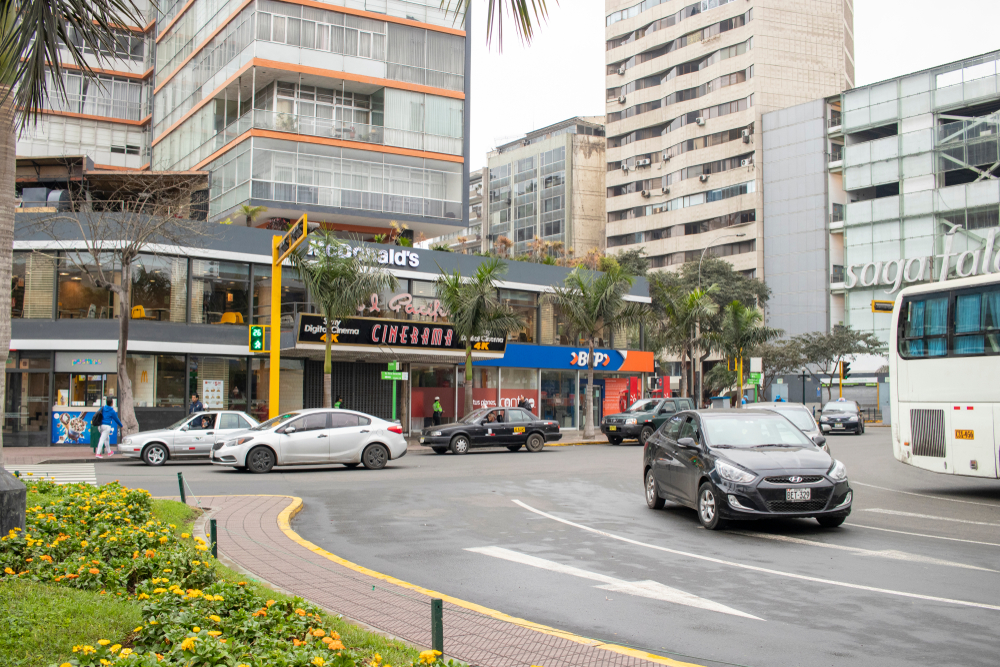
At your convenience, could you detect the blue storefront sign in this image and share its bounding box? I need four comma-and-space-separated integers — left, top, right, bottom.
473, 343, 654, 372
51, 410, 118, 445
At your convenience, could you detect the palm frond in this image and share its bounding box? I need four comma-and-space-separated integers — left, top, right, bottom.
437, 0, 552, 49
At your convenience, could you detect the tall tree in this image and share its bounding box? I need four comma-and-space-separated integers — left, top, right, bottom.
290, 232, 397, 408
548, 262, 647, 438
436, 258, 524, 415
753, 339, 805, 401
607, 247, 649, 278
710, 301, 782, 406
794, 326, 884, 402
648, 279, 718, 400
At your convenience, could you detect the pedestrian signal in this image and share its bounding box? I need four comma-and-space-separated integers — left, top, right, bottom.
249, 325, 267, 352
840, 361, 851, 379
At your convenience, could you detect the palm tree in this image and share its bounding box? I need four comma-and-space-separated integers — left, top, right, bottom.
436, 258, 523, 415
239, 204, 268, 227
290, 233, 397, 408
650, 283, 718, 401
442, 0, 551, 46
710, 301, 782, 407
548, 261, 647, 438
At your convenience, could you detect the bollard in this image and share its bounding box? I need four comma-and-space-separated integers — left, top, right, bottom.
13, 471, 19, 478
177, 472, 186, 504
210, 518, 218, 558
430, 598, 443, 655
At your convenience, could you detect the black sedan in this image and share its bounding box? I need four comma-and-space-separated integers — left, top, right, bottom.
420, 407, 562, 454
643, 409, 852, 530
819, 399, 865, 435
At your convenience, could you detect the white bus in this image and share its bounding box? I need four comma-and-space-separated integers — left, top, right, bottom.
889, 273, 1000, 478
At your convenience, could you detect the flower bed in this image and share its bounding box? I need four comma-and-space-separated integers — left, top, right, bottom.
0, 480, 453, 667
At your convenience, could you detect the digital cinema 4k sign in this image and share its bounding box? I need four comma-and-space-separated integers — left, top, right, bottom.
296, 313, 506, 353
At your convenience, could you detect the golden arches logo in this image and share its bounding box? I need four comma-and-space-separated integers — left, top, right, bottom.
140, 370, 148, 383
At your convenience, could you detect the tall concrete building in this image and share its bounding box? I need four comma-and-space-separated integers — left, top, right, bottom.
17, 0, 471, 242
603, 0, 854, 276
486, 116, 607, 257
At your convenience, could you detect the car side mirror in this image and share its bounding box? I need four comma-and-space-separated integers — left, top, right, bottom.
677, 437, 697, 449
282, 426, 296, 434
811, 435, 827, 447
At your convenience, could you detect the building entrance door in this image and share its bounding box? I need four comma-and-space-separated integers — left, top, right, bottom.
4, 371, 51, 446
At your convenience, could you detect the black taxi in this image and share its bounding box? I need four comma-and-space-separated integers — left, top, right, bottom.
420, 407, 562, 454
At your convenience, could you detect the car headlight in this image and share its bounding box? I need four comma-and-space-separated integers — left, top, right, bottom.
828, 459, 848, 481
625, 418, 638, 425
847, 415, 858, 422
715, 460, 757, 484
227, 436, 255, 448
123, 438, 132, 446
820, 416, 830, 422
431, 431, 442, 436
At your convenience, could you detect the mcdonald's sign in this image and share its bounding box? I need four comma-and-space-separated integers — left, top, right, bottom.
140, 370, 149, 383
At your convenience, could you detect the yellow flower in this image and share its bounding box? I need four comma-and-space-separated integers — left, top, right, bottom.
80, 646, 96, 655
80, 540, 88, 547
311, 658, 326, 667
153, 588, 167, 594
109, 644, 121, 653
3, 567, 13, 575
180, 637, 196, 651
312, 629, 326, 637
159, 536, 168, 544
209, 615, 221, 623
100, 660, 111, 666
60, 663, 72, 667
162, 569, 172, 573
266, 599, 276, 607
207, 630, 222, 637
192, 560, 200, 566
295, 608, 306, 616
181, 532, 190, 538
371, 653, 382, 665
120, 648, 133, 657
137, 593, 150, 600
418, 650, 442, 665
98, 639, 111, 646
192, 626, 201, 633
134, 627, 143, 632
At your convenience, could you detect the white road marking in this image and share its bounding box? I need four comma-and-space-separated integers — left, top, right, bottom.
846, 523, 1000, 548
851, 481, 1000, 509
13, 464, 97, 485
512, 500, 1000, 612
731, 530, 997, 572
862, 508, 1000, 527
467, 546, 761, 620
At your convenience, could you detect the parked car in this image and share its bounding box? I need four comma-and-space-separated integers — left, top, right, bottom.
601, 397, 696, 445
819, 399, 865, 435
643, 409, 849, 530
419, 407, 562, 454
210, 408, 406, 473
750, 402, 829, 453
118, 411, 259, 466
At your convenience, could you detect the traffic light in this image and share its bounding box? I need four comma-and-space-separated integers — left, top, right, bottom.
249, 325, 267, 352
841, 360, 851, 379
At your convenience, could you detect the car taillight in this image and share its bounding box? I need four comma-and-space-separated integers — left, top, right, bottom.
387, 424, 403, 434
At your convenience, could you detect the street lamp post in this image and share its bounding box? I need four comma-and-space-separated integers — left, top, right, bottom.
695, 232, 747, 407
698, 232, 748, 288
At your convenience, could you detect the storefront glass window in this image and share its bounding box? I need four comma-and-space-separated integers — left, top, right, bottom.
410, 365, 456, 433
366, 280, 411, 321
130, 254, 187, 322
501, 289, 536, 342
541, 370, 577, 429
192, 260, 250, 324
410, 280, 449, 323
540, 300, 582, 346
500, 368, 539, 413
189, 356, 248, 412
250, 357, 303, 420
13, 251, 56, 319
57, 252, 118, 320
55, 373, 118, 407
126, 354, 186, 407
252, 265, 309, 327
4, 371, 51, 445
457, 366, 497, 417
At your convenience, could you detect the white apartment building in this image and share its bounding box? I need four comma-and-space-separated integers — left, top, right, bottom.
604, 0, 854, 276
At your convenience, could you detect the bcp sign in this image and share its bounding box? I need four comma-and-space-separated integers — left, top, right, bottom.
570, 350, 612, 368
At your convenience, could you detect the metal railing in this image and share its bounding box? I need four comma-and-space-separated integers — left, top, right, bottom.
829, 144, 843, 161
831, 265, 845, 283
830, 110, 842, 128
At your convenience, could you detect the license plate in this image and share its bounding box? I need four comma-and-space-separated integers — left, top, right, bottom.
786, 488, 811, 502
955, 429, 974, 440
608, 426, 617, 431
833, 424, 844, 429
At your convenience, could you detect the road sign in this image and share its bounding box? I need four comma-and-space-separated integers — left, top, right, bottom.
748, 372, 762, 384
249, 325, 267, 352
381, 371, 408, 381
387, 361, 401, 371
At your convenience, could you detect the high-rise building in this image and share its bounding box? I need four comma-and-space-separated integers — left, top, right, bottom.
416, 166, 484, 252
603, 0, 853, 276
486, 116, 607, 257
16, 0, 471, 242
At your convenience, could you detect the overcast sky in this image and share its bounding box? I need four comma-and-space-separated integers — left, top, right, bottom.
469, 0, 1000, 171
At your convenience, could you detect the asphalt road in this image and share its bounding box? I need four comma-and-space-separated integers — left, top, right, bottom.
95, 429, 1000, 667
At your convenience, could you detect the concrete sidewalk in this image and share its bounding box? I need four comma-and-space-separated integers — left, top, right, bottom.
197, 494, 688, 667
2, 446, 107, 466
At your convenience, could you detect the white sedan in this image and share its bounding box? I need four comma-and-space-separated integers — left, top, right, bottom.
118, 411, 260, 466
209, 408, 407, 473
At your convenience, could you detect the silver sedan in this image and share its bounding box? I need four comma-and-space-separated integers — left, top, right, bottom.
118, 411, 259, 466
209, 408, 407, 473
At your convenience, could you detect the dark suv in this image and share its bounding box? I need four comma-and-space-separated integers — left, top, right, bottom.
601, 397, 696, 445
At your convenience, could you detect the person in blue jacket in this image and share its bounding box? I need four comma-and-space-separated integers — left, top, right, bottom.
95, 397, 124, 458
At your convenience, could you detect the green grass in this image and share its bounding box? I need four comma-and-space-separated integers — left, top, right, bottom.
0, 579, 143, 667
151, 499, 423, 666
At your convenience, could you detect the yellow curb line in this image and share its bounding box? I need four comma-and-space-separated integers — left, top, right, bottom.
274, 496, 704, 667
546, 441, 611, 447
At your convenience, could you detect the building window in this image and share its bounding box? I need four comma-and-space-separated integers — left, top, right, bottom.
127, 354, 187, 408
131, 255, 187, 322
500, 368, 539, 412
251, 357, 304, 420
189, 356, 249, 411
501, 290, 537, 342
13, 251, 55, 319
57, 253, 117, 320
192, 260, 250, 325
541, 370, 576, 429
252, 265, 309, 327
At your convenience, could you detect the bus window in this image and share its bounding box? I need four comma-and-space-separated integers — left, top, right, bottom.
953, 289, 1000, 355
900, 296, 948, 358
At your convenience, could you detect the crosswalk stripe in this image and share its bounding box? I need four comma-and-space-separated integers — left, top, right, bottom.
11, 464, 98, 485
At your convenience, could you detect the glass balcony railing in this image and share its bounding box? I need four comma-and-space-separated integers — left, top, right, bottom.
830, 110, 842, 128
831, 265, 845, 283
830, 144, 844, 162
938, 114, 1000, 145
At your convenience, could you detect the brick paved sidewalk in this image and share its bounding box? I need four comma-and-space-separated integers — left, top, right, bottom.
198, 495, 690, 667
2, 446, 105, 466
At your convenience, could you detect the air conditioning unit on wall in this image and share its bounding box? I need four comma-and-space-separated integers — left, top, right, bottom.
641, 190, 650, 198
695, 117, 706, 126
636, 158, 651, 167
699, 174, 709, 182
618, 95, 627, 104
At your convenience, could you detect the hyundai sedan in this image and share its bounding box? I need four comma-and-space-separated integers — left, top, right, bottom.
643, 410, 852, 530
210, 408, 407, 473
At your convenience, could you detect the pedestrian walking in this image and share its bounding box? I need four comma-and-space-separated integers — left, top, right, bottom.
189, 393, 205, 413
517, 397, 529, 410
432, 396, 443, 426
95, 397, 123, 458
334, 395, 344, 409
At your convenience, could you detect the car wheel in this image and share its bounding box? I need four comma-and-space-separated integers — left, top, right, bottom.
343, 462, 360, 468
450, 435, 470, 455
645, 469, 664, 509
525, 433, 545, 452
142, 444, 168, 467
817, 515, 847, 528
697, 482, 725, 530
608, 437, 623, 445
639, 426, 654, 446
362, 444, 389, 470
246, 446, 275, 474
506, 444, 522, 452
431, 447, 448, 454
